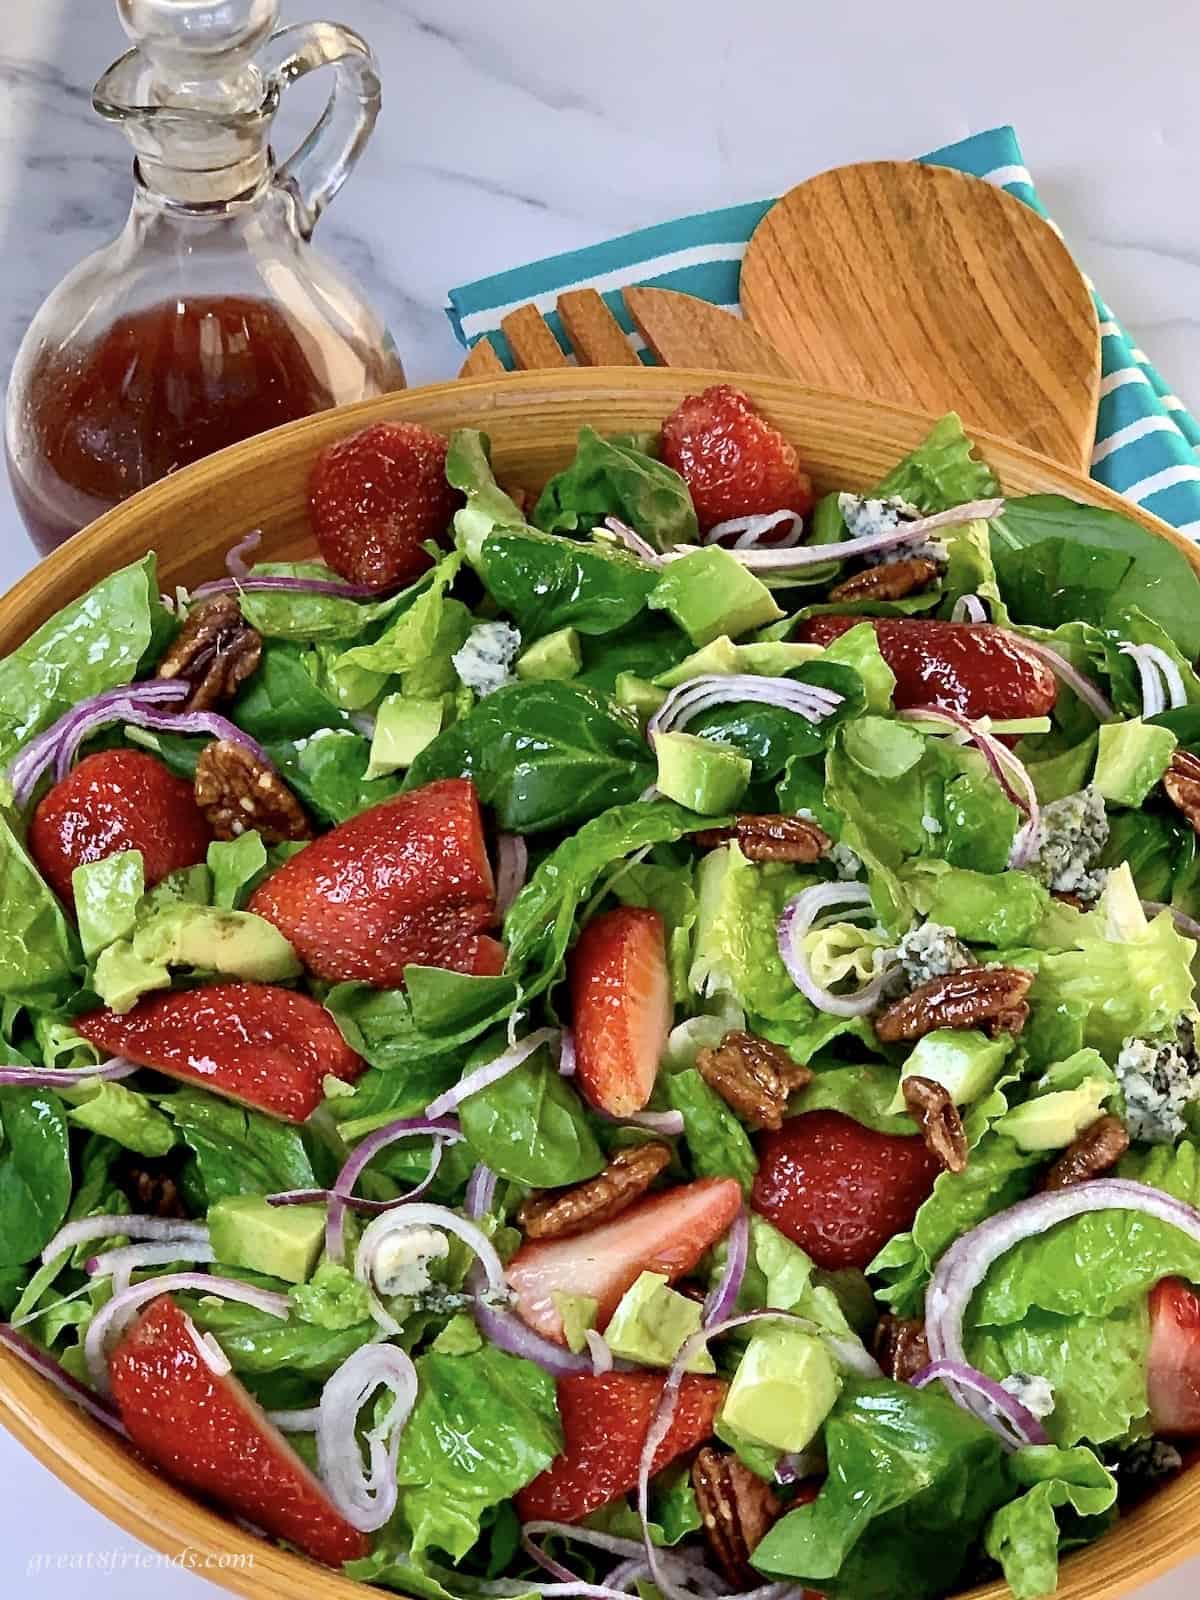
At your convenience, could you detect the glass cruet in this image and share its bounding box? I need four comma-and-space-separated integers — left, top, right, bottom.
5, 0, 405, 556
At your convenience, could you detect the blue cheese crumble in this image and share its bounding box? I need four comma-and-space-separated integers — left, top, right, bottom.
837, 492, 947, 567
1116, 1016, 1200, 1144
896, 920, 973, 987
1001, 1372, 1056, 1420
373, 1227, 450, 1298
453, 621, 522, 697
1026, 786, 1110, 901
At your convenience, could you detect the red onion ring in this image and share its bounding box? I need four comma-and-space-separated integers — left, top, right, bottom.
926, 1179, 1200, 1433
85, 1273, 290, 1393
603, 517, 664, 565
519, 1523, 717, 1600
316, 1341, 419, 1531
910, 1358, 1050, 1449
42, 1213, 209, 1267
1006, 634, 1114, 722
776, 882, 898, 1017
495, 833, 529, 919
899, 705, 1040, 869
225, 529, 262, 581
0, 1056, 137, 1090
704, 511, 806, 550
661, 500, 1005, 574
703, 1207, 749, 1326
355, 1202, 508, 1335
8, 680, 190, 808
465, 1162, 499, 1220
647, 675, 843, 745
321, 1114, 463, 1264
584, 1329, 615, 1375
1120, 642, 1188, 717
87, 1239, 216, 1300
424, 1029, 560, 1120
951, 594, 990, 624
192, 574, 385, 601
558, 1031, 577, 1079
0, 1324, 128, 1436
1141, 901, 1200, 940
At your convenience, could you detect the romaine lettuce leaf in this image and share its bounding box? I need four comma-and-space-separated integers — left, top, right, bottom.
984, 1446, 1117, 1600
533, 425, 698, 549
0, 810, 79, 998
873, 414, 1001, 512
332, 553, 465, 678
663, 1067, 758, 1193
446, 428, 530, 565
236, 562, 403, 642
72, 849, 144, 960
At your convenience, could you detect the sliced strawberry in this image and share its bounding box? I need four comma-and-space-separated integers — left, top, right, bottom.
1148, 1277, 1200, 1436
507, 1177, 742, 1342
795, 616, 1057, 721
464, 934, 507, 977
570, 906, 670, 1117
76, 981, 364, 1123
109, 1295, 367, 1566
29, 749, 211, 908
752, 1110, 940, 1271
660, 384, 815, 534
309, 421, 460, 591
516, 1371, 727, 1523
248, 778, 496, 987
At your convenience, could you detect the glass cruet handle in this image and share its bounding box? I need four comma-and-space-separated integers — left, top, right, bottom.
259, 22, 382, 240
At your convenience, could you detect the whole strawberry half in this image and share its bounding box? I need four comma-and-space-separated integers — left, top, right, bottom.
570, 905, 671, 1117
752, 1109, 940, 1270
660, 384, 815, 533
248, 777, 496, 987
76, 981, 364, 1123
515, 1371, 727, 1523
507, 1177, 743, 1342
308, 420, 460, 590
109, 1295, 368, 1566
29, 748, 211, 908
795, 616, 1057, 721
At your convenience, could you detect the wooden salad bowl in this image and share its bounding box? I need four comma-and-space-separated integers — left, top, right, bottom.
0, 368, 1197, 1600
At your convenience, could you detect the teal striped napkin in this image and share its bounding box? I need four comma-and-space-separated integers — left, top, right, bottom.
447, 126, 1200, 536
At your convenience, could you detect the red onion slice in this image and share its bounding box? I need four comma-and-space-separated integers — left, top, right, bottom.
558, 1032, 578, 1079
910, 1358, 1050, 1449
926, 1179, 1200, 1433
8, 680, 190, 808
424, 1029, 560, 1120
603, 517, 665, 565
1006, 634, 1114, 722
87, 1240, 216, 1300
42, 1213, 210, 1267
58, 704, 271, 782
321, 1114, 463, 1264
777, 882, 898, 1018
84, 1272, 290, 1393
495, 833, 529, 919
192, 570, 385, 600
316, 1341, 419, 1532
703, 1207, 749, 1327
225, 529, 263, 581
704, 511, 806, 550
584, 1329, 615, 1375
1141, 901, 1200, 940
951, 594, 990, 624
0, 1056, 137, 1090
268, 1405, 322, 1432
647, 674, 844, 745
661, 500, 1005, 574
465, 1162, 499, 1221
0, 1324, 128, 1437
519, 1523, 717, 1600
1120, 642, 1187, 716
474, 1296, 596, 1376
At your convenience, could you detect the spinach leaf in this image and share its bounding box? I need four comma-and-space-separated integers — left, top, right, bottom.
0, 554, 171, 770
480, 528, 657, 641
333, 554, 464, 678
990, 496, 1200, 656
0, 1087, 72, 1267
688, 662, 865, 781
328, 971, 519, 1076
751, 1378, 1010, 1600
267, 729, 403, 824
0, 810, 79, 998
577, 616, 693, 694
394, 1344, 561, 1560
504, 801, 720, 997
459, 1048, 604, 1186
231, 641, 357, 742
874, 413, 1000, 512
663, 1068, 757, 1193
406, 682, 654, 833
66, 1080, 177, 1157
533, 425, 698, 549
164, 1089, 316, 1203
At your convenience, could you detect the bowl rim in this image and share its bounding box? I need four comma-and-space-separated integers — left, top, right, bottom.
1, 366, 1197, 1600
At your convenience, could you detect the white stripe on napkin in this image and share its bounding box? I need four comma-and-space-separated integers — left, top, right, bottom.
1124, 463, 1200, 502
1099, 368, 1153, 398
1091, 414, 1182, 465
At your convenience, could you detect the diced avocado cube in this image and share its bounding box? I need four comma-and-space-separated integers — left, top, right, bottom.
603, 1272, 715, 1372
1093, 717, 1177, 808
132, 904, 301, 983
996, 1077, 1112, 1152
736, 641, 823, 676
551, 1291, 599, 1355
722, 1325, 841, 1452
649, 547, 784, 645
516, 627, 582, 682
888, 1028, 1010, 1114
367, 693, 444, 778
615, 672, 668, 723
208, 1195, 326, 1285
654, 637, 743, 686
91, 941, 171, 1014
655, 731, 751, 814
654, 636, 822, 688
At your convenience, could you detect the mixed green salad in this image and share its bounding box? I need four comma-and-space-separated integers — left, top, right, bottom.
3, 392, 1200, 1600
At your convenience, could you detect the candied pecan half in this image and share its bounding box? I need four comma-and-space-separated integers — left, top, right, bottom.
517, 1143, 672, 1240
1042, 1114, 1130, 1191
872, 1315, 931, 1383
902, 1075, 968, 1174
694, 813, 831, 864
696, 1030, 812, 1131
113, 1153, 187, 1220
157, 594, 262, 712
692, 1447, 782, 1588
1163, 749, 1200, 836
828, 557, 940, 604
874, 966, 1034, 1043
194, 739, 312, 844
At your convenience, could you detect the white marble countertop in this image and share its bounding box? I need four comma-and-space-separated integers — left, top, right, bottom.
2, 0, 1200, 1595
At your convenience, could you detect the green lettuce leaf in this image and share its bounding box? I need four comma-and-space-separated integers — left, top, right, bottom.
663, 1068, 758, 1193
267, 728, 402, 825
874, 414, 1001, 512
533, 425, 698, 548
290, 1260, 374, 1330
328, 969, 518, 1081
984, 1446, 1117, 1600
333, 553, 465, 678
72, 849, 144, 960
447, 428, 530, 565
0, 1087, 72, 1267
687, 661, 866, 782
480, 528, 658, 641
794, 1066, 914, 1135
164, 1089, 316, 1204
751, 1377, 1010, 1600
394, 1344, 561, 1560
184, 1294, 375, 1384
65, 1080, 176, 1157
235, 562, 404, 642
230, 641, 358, 740
458, 1044, 604, 1187
208, 832, 269, 909
0, 809, 79, 998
